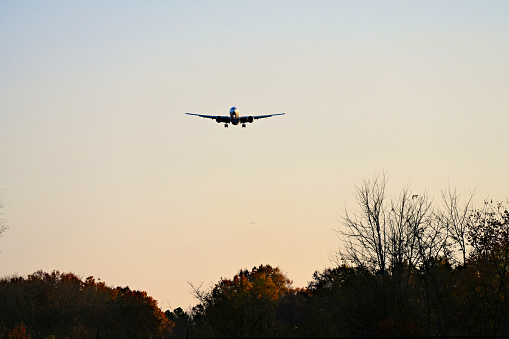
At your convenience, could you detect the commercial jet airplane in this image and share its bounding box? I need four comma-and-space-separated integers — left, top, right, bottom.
186, 106, 285, 128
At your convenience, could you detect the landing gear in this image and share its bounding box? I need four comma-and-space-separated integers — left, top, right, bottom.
224, 124, 228, 128
242, 123, 246, 128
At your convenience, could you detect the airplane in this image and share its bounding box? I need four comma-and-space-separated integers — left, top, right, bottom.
186, 106, 285, 128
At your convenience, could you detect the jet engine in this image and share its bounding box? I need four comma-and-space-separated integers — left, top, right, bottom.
240, 116, 254, 124
216, 116, 222, 123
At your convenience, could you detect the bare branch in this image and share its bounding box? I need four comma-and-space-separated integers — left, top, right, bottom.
337, 173, 388, 275
440, 186, 475, 266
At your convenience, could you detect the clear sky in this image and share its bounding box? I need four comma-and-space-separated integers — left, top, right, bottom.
1, 1, 508, 311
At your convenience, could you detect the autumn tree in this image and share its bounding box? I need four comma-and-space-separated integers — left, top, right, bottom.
455, 201, 509, 336
0, 270, 174, 338
190, 265, 292, 337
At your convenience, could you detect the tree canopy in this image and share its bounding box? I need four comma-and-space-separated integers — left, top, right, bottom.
2, 180, 509, 338
0, 270, 174, 338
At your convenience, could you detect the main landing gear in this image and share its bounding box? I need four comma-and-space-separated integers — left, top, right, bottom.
224, 124, 228, 128
242, 123, 246, 128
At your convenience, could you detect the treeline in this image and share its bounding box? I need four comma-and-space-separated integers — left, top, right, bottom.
0, 271, 174, 338
168, 177, 509, 337
1, 177, 509, 338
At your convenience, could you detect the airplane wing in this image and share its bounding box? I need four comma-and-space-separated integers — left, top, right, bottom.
252, 113, 285, 120
186, 113, 218, 119
186, 113, 231, 123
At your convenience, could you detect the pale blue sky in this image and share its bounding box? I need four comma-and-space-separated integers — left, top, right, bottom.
1, 1, 508, 310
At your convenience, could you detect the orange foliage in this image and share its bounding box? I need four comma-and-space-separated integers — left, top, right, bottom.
7, 323, 30, 339
0, 270, 174, 338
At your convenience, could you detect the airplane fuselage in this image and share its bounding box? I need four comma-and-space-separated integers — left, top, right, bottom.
219, 106, 252, 126
229, 106, 240, 125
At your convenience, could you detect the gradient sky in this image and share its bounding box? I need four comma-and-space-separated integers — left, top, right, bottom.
1, 1, 508, 310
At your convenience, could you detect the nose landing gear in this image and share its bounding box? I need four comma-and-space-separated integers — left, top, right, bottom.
242, 123, 246, 128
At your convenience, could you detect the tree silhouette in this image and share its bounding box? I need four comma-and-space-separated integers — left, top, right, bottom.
2, 184, 509, 338
190, 265, 292, 337
0, 196, 7, 246
458, 201, 509, 336
0, 270, 174, 338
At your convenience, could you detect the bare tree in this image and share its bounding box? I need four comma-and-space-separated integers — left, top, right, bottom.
339, 173, 389, 276
0, 196, 7, 241
337, 174, 458, 335
387, 186, 435, 271
338, 174, 439, 275
439, 187, 475, 266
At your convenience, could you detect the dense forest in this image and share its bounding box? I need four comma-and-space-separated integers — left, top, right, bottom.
1, 176, 509, 338
0, 271, 173, 338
